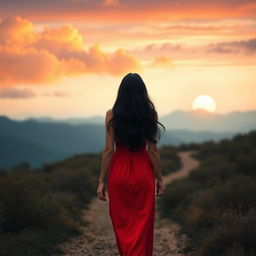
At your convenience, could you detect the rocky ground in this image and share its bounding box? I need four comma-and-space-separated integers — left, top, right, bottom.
52, 150, 200, 256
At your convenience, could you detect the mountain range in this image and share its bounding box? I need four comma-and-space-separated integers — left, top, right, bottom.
0, 109, 255, 169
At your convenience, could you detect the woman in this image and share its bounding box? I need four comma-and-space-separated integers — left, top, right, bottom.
97, 72, 165, 256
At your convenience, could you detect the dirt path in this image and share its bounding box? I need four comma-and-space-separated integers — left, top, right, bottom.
52, 150, 200, 256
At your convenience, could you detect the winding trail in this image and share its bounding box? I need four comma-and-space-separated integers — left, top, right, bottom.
52, 150, 200, 256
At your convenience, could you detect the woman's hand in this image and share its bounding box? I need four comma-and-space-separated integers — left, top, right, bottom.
97, 181, 107, 201
155, 178, 165, 197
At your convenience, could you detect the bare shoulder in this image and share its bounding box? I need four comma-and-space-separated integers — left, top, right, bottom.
106, 108, 113, 116
106, 109, 113, 121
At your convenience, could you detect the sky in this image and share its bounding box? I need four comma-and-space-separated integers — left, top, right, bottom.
0, 0, 255, 120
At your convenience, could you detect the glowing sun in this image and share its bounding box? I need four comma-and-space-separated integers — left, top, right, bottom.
192, 95, 216, 113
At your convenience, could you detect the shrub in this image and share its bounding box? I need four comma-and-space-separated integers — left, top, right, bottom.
183, 175, 256, 230
0, 173, 78, 233
189, 155, 236, 186
159, 145, 181, 175
197, 208, 256, 256
158, 177, 201, 218
158, 130, 256, 256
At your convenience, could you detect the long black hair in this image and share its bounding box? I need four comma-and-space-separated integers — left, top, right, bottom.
107, 73, 166, 152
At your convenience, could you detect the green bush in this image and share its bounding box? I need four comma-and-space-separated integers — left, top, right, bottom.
48, 168, 96, 204
183, 175, 256, 230
0, 151, 100, 256
0, 172, 78, 233
158, 177, 201, 218
158, 130, 256, 256
189, 155, 236, 186
0, 228, 69, 256
159, 145, 181, 175
197, 208, 256, 256
235, 149, 256, 176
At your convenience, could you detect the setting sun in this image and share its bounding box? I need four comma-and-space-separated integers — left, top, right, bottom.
192, 95, 216, 113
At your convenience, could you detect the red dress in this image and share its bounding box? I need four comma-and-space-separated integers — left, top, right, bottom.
107, 141, 155, 256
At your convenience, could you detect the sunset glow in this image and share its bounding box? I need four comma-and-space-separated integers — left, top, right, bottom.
0, 0, 255, 119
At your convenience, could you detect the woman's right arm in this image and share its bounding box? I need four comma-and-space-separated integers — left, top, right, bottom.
147, 140, 163, 181
147, 140, 165, 196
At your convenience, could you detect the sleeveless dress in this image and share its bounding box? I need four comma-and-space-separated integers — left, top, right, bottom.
107, 141, 155, 256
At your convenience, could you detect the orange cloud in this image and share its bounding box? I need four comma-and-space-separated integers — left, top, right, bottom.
35, 24, 85, 54
41, 91, 73, 97
0, 87, 36, 99
0, 16, 141, 87
0, 16, 40, 49
148, 56, 174, 69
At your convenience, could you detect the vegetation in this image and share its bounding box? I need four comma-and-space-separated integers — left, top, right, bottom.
0, 153, 100, 256
0, 144, 180, 256
159, 145, 182, 175
158, 130, 256, 256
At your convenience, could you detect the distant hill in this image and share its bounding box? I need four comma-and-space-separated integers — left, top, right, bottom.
0, 134, 68, 169
1, 110, 250, 168
0, 116, 104, 153
162, 129, 235, 145
23, 109, 256, 133
0, 116, 105, 168
159, 109, 256, 133
25, 115, 104, 125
